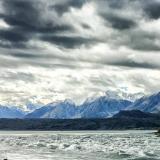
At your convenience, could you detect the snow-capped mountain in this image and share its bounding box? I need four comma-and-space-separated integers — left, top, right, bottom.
25, 102, 44, 112
1, 91, 160, 119
0, 105, 25, 118
77, 96, 132, 118
126, 92, 160, 113
25, 96, 132, 119
25, 99, 77, 119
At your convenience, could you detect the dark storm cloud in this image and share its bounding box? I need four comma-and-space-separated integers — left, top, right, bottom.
0, 29, 29, 42
10, 52, 42, 59
95, 0, 160, 52
51, 0, 86, 16
109, 60, 160, 69
143, 1, 160, 19
0, 0, 159, 65
101, 13, 136, 30
2, 0, 39, 28
107, 0, 125, 9
0, 0, 38, 47
7, 51, 70, 61
96, 0, 137, 30
0, 0, 159, 51
0, 0, 75, 48
0, 0, 35, 45
41, 35, 98, 48
104, 0, 160, 19
6, 51, 63, 60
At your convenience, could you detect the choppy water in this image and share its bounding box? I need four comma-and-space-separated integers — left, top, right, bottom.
0, 130, 159, 160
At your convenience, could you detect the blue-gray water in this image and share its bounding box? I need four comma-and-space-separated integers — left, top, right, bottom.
0, 130, 159, 160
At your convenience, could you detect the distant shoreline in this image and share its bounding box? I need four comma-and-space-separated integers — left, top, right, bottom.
0, 116, 159, 131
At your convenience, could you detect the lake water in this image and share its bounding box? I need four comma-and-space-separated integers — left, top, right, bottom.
0, 130, 159, 160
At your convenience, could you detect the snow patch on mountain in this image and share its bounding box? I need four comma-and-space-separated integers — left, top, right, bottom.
26, 96, 132, 119
77, 96, 132, 118
0, 105, 25, 118
25, 99, 77, 119
126, 92, 160, 113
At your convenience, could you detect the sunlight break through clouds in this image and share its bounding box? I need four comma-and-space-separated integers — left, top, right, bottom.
0, 0, 160, 107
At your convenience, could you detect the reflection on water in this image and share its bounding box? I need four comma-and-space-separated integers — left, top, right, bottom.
0, 130, 159, 160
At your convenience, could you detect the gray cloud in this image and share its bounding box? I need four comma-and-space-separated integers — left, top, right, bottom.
0, 0, 160, 106
0, 72, 35, 82
114, 29, 160, 52
101, 13, 136, 30
0, 29, 29, 42
143, 0, 160, 19
51, 0, 86, 16
108, 60, 160, 69
0, 0, 76, 48
41, 35, 99, 48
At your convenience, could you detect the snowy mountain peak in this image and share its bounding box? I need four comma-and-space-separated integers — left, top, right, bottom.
0, 105, 25, 118
1, 91, 160, 119
25, 99, 76, 119
126, 91, 160, 113
75, 95, 132, 119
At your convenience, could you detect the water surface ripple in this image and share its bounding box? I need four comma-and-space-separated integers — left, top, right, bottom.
0, 130, 159, 160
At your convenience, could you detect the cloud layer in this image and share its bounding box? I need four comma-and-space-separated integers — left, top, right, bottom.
0, 0, 160, 106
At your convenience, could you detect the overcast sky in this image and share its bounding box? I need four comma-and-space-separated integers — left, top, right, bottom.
0, 0, 160, 106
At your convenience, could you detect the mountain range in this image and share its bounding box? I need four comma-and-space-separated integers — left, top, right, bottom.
126, 92, 160, 113
0, 105, 25, 118
0, 91, 160, 119
25, 98, 131, 119
26, 100, 77, 119
0, 110, 159, 130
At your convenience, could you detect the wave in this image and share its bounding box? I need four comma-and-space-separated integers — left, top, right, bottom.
0, 131, 159, 160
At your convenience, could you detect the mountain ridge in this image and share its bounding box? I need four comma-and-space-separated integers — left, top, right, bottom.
1, 91, 160, 119
0, 110, 160, 130
0, 105, 25, 118
126, 92, 160, 113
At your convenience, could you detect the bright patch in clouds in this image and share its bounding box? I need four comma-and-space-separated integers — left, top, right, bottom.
0, 19, 9, 28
